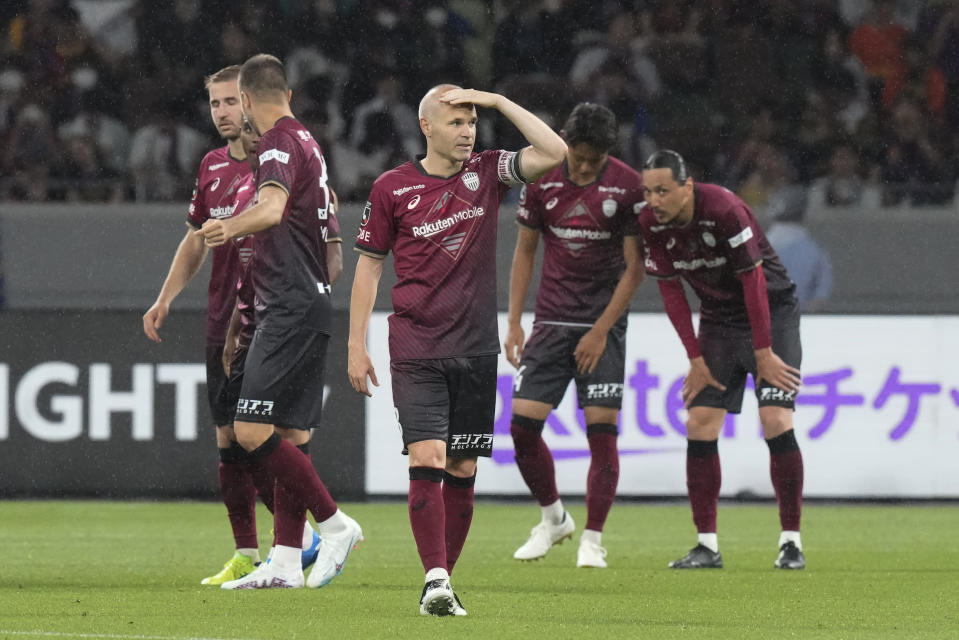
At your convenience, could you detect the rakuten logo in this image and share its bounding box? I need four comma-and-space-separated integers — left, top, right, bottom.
209, 204, 236, 219
412, 206, 485, 238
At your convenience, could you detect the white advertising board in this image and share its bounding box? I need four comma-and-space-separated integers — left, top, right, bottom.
365, 313, 959, 498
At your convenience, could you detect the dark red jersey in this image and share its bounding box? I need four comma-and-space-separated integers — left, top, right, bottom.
355, 150, 526, 361
236, 197, 342, 349
639, 182, 795, 326
186, 145, 251, 345
517, 156, 643, 325
251, 117, 335, 334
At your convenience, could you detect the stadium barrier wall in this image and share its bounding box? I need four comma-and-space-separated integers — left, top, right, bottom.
0, 310, 365, 499
1, 202, 957, 314
365, 312, 959, 499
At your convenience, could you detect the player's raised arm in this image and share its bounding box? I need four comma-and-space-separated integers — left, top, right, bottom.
196, 185, 288, 247
347, 254, 384, 397
440, 88, 566, 182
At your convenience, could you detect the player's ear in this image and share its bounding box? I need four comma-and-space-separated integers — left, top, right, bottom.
419, 117, 431, 137
286, 89, 292, 103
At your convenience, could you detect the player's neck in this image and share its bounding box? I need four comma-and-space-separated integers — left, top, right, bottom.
420, 151, 463, 178
226, 137, 246, 162
253, 105, 294, 135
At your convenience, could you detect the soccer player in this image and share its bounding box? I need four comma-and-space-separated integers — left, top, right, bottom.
141, 66, 322, 585
348, 85, 566, 616
196, 54, 362, 590
504, 103, 645, 569
638, 149, 806, 570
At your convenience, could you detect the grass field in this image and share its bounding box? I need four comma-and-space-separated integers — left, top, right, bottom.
1, 500, 957, 639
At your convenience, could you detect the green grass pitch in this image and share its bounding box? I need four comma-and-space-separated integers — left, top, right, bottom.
1, 500, 956, 639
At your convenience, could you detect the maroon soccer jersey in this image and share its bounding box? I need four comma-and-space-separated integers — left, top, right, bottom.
355, 150, 526, 361
251, 116, 335, 333
186, 145, 251, 345
517, 156, 643, 324
639, 183, 794, 326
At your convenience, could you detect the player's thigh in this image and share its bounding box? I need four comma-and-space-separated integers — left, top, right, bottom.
391, 358, 452, 449
447, 354, 498, 459
512, 324, 576, 409
575, 323, 627, 411
689, 321, 750, 414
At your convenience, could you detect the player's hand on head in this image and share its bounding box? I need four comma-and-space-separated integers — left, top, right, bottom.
142, 302, 168, 343
574, 327, 607, 375
755, 349, 801, 394
683, 357, 726, 407
503, 324, 526, 369
347, 347, 379, 397
440, 88, 498, 109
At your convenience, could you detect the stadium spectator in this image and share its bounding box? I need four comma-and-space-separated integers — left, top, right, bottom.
196, 54, 362, 592
127, 99, 206, 201
848, 0, 909, 106
879, 97, 955, 206
808, 142, 882, 208
59, 132, 123, 202
927, 1, 959, 128
764, 185, 834, 313
348, 84, 566, 615
505, 103, 644, 570
638, 149, 806, 571
1, 102, 60, 201
58, 83, 131, 174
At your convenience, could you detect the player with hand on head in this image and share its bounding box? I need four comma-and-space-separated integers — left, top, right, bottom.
504, 103, 645, 569
197, 54, 361, 590
348, 85, 566, 615
638, 149, 806, 570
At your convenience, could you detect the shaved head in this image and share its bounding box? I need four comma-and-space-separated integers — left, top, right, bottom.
418, 84, 463, 120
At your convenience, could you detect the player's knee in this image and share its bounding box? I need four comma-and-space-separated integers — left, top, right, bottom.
510, 414, 545, 439
446, 456, 477, 478
760, 409, 793, 439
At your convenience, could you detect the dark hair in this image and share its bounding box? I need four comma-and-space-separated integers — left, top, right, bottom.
643, 149, 689, 182
239, 54, 288, 101
562, 103, 617, 152
204, 65, 240, 90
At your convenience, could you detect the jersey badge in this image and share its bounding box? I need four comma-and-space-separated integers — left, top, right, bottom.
545, 197, 558, 210
408, 194, 421, 209
361, 201, 372, 226
602, 198, 617, 218
210, 177, 221, 192
702, 231, 716, 247
462, 171, 480, 191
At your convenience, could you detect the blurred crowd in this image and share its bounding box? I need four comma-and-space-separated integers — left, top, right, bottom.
2, 0, 959, 211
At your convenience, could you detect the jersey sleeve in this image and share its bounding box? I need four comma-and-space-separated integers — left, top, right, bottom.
515, 182, 544, 230
186, 170, 206, 229
326, 208, 342, 243
719, 204, 764, 272
354, 180, 395, 257
494, 149, 527, 186
256, 130, 298, 197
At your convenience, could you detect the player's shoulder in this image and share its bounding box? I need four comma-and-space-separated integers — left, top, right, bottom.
696, 182, 744, 211
370, 160, 418, 198
198, 145, 230, 171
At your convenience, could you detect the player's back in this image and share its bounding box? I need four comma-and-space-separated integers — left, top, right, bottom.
251, 117, 334, 334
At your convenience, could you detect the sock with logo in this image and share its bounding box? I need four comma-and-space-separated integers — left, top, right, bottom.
767, 430, 803, 531
409, 467, 447, 572
246, 434, 337, 548
218, 442, 258, 550
585, 423, 620, 532
510, 414, 560, 506
687, 439, 721, 534
442, 471, 475, 575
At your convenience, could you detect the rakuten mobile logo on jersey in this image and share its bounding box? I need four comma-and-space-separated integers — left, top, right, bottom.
412, 206, 485, 237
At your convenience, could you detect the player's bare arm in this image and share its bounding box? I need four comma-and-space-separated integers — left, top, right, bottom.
504, 225, 540, 368
347, 254, 384, 397
143, 227, 209, 343
196, 185, 288, 247
574, 235, 646, 375
440, 89, 567, 182
327, 241, 343, 284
